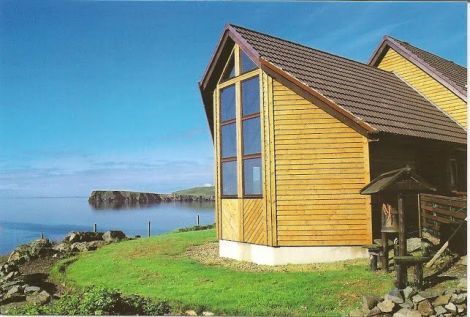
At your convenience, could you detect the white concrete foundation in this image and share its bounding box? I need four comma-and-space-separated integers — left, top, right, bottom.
219, 240, 368, 265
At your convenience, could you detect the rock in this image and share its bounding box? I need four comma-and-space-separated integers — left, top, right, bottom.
434, 305, 447, 315
202, 312, 214, 316
458, 255, 466, 266
0, 280, 22, 291
407, 238, 422, 253
378, 299, 396, 313
87, 240, 106, 249
451, 292, 466, 305
65, 231, 103, 243
399, 300, 413, 309
29, 239, 52, 257
387, 288, 404, 304
349, 309, 364, 317
7, 244, 30, 264
433, 294, 451, 306
102, 230, 126, 242
403, 286, 416, 300
185, 310, 198, 316
457, 278, 467, 289
53, 242, 71, 253
393, 308, 421, 317
456, 304, 466, 313
411, 294, 426, 303
444, 302, 457, 313
362, 295, 381, 310
419, 290, 440, 300
2, 271, 19, 281
417, 299, 434, 316
26, 290, 51, 306
24, 286, 41, 294
366, 306, 382, 316
6, 285, 23, 297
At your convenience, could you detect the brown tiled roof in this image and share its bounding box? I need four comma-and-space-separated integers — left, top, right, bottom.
229, 25, 466, 144
392, 38, 467, 94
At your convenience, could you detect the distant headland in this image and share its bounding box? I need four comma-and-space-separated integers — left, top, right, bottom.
88, 186, 214, 209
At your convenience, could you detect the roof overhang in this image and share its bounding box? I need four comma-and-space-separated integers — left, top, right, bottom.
199, 25, 376, 141
369, 36, 467, 101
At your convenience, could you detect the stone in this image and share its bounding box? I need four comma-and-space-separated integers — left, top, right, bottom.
403, 286, 416, 300
434, 305, 447, 315
417, 299, 434, 316
362, 295, 381, 310
87, 240, 106, 249
2, 271, 18, 281
185, 310, 198, 316
407, 238, 423, 253
70, 242, 92, 252
457, 278, 467, 289
412, 294, 426, 303
52, 242, 71, 252
65, 231, 103, 243
456, 304, 466, 313
387, 288, 404, 304
399, 300, 413, 309
458, 255, 466, 266
451, 293, 466, 305
366, 306, 382, 316
349, 309, 364, 317
378, 299, 396, 313
433, 294, 451, 306
29, 239, 52, 257
0, 280, 22, 291
419, 290, 440, 300
24, 286, 41, 294
444, 302, 457, 313
202, 312, 214, 316
6, 285, 23, 297
26, 290, 51, 306
7, 244, 30, 263
102, 230, 126, 242
393, 308, 421, 317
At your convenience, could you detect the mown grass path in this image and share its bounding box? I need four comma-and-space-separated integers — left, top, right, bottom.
58, 229, 392, 316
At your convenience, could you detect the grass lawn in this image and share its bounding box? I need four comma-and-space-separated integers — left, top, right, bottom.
56, 229, 393, 316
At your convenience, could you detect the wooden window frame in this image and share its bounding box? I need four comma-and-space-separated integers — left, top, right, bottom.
218, 45, 262, 199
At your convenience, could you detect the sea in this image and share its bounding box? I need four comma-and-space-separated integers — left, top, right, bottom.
0, 197, 214, 255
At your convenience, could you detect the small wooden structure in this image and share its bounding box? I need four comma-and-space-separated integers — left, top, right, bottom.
360, 166, 436, 289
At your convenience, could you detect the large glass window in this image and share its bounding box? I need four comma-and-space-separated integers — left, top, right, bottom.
220, 85, 235, 122
242, 118, 261, 155
221, 124, 236, 158
240, 51, 257, 74
244, 158, 262, 196
221, 55, 236, 82
222, 161, 237, 196
242, 77, 260, 116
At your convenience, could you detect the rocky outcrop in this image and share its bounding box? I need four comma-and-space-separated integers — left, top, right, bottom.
88, 190, 214, 209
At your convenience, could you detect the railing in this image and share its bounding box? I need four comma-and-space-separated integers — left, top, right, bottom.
419, 193, 466, 238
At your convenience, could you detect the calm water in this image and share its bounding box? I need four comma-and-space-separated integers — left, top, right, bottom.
0, 197, 214, 255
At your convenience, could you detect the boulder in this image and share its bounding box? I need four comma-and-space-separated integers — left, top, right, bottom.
366, 306, 382, 316
87, 240, 106, 249
362, 295, 381, 310
386, 288, 404, 304
456, 304, 466, 314
399, 300, 413, 310
7, 244, 31, 263
457, 278, 467, 289
65, 231, 103, 243
451, 292, 466, 305
202, 312, 214, 316
403, 286, 416, 300
26, 290, 51, 306
417, 299, 434, 316
378, 299, 395, 313
418, 290, 440, 300
5, 285, 23, 298
29, 239, 52, 257
185, 310, 198, 316
406, 238, 422, 253
458, 255, 466, 266
411, 294, 426, 303
102, 230, 126, 242
434, 305, 447, 315
349, 309, 364, 317
444, 302, 457, 313
392, 308, 421, 317
433, 294, 451, 306
52, 242, 71, 253
24, 286, 41, 294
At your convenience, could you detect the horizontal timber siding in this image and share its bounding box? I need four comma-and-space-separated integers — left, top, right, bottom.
378, 48, 467, 128
272, 79, 372, 246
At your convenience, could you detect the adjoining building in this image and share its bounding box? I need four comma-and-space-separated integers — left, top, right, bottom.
199, 25, 467, 265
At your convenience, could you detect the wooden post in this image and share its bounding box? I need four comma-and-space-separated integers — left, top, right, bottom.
417, 194, 422, 238
197, 214, 200, 227
148, 221, 151, 237
381, 232, 389, 272
397, 192, 407, 288
93, 223, 97, 233
370, 254, 378, 271
41, 232, 44, 239
414, 263, 423, 290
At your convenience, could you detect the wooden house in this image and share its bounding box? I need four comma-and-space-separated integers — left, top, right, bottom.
199, 25, 467, 265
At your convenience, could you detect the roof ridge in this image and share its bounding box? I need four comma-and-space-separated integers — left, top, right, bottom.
228, 24, 395, 76
388, 35, 467, 69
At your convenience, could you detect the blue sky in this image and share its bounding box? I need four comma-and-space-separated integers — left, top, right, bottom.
0, 1, 466, 197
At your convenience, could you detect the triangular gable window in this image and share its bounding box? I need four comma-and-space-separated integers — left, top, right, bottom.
240, 51, 257, 73
221, 54, 236, 82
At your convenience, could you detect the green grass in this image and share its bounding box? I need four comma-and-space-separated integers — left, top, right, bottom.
57, 229, 392, 316
173, 186, 214, 197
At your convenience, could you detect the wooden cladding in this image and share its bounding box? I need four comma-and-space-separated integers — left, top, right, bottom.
271, 79, 372, 246
378, 48, 467, 128
419, 193, 466, 238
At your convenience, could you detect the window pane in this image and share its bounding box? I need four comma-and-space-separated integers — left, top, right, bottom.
242, 77, 260, 116
243, 117, 261, 155
222, 160, 237, 196
220, 85, 235, 121
240, 51, 257, 73
221, 55, 235, 82
221, 123, 236, 158
244, 158, 262, 196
